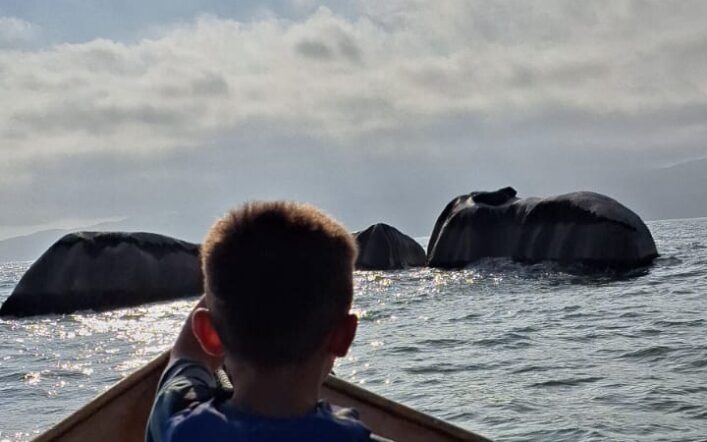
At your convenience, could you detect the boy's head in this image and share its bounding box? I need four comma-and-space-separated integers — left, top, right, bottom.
199, 201, 358, 368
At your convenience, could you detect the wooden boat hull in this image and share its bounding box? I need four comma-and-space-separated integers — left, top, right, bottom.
34, 352, 491, 442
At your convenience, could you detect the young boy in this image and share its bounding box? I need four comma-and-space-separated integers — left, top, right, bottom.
146, 201, 387, 441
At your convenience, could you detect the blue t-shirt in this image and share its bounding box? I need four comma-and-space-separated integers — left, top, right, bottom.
146, 359, 385, 442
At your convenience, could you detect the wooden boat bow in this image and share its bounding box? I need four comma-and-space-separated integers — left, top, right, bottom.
33, 352, 492, 442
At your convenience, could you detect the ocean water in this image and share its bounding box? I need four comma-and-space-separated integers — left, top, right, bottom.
1, 218, 706, 442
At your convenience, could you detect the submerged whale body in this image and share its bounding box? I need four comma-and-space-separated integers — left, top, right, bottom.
0, 232, 202, 317
354, 223, 425, 270
427, 188, 658, 269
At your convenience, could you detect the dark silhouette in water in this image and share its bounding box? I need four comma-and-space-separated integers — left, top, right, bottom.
354, 223, 425, 270
427, 187, 658, 270
0, 232, 202, 317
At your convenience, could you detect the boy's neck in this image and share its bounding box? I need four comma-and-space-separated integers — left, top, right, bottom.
227, 356, 330, 418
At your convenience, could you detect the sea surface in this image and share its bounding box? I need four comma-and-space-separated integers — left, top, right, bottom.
1, 218, 706, 442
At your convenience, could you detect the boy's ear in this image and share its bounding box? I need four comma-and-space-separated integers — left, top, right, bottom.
191, 308, 224, 357
328, 313, 358, 357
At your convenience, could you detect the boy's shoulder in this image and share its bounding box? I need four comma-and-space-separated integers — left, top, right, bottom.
166, 399, 380, 441
146, 359, 388, 442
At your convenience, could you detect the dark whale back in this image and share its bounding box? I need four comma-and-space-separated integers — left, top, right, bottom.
427, 186, 520, 258
0, 232, 202, 317
52, 231, 199, 258
471, 186, 518, 206
428, 189, 658, 269
515, 192, 657, 266
354, 224, 425, 270
427, 194, 472, 257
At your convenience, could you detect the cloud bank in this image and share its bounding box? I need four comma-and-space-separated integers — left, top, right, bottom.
1, 1, 707, 236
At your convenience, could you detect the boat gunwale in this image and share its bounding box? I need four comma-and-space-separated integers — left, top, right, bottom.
323, 375, 489, 441
33, 351, 491, 442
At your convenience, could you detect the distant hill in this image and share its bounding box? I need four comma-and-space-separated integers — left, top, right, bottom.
625, 157, 707, 221
0, 229, 69, 262
0, 217, 137, 262
0, 214, 207, 263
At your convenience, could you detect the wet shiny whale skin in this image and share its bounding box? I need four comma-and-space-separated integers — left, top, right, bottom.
0, 231, 202, 317
427, 187, 658, 269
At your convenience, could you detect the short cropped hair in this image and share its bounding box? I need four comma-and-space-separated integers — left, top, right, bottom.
201, 201, 357, 368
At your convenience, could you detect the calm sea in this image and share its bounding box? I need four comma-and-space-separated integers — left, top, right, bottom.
1, 218, 706, 441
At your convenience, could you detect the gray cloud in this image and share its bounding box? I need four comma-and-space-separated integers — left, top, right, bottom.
295, 39, 334, 60
10, 104, 195, 135
294, 34, 361, 63
337, 34, 361, 63
191, 72, 230, 96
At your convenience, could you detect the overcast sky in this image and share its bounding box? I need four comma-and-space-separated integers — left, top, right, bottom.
1, 0, 706, 241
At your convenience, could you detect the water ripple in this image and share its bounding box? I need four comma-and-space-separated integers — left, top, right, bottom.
529, 376, 604, 388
